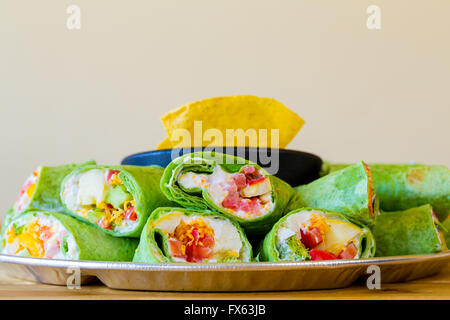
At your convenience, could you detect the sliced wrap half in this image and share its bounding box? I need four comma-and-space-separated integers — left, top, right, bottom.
61, 164, 174, 237
160, 152, 294, 235
373, 204, 447, 257
4, 161, 95, 230
133, 207, 253, 263
322, 163, 450, 221
259, 207, 375, 262
287, 161, 379, 227
1, 210, 138, 261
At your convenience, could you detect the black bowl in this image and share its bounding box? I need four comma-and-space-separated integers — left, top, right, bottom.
121, 147, 322, 187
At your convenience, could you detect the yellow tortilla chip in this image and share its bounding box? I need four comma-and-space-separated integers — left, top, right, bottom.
158, 95, 305, 149
156, 137, 172, 150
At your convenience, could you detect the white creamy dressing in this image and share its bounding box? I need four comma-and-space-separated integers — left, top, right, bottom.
177, 165, 274, 219
276, 210, 362, 257
2, 212, 79, 260
152, 212, 246, 262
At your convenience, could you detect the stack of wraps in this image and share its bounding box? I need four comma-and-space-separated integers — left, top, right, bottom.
133, 207, 252, 263
288, 161, 379, 227
322, 163, 450, 221
159, 152, 294, 235
60, 164, 175, 237
1, 210, 138, 261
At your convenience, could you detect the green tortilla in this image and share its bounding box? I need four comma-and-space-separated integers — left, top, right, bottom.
258, 207, 375, 262
160, 152, 294, 235
61, 164, 175, 238
373, 204, 446, 257
1, 210, 138, 261
287, 161, 379, 227
133, 207, 253, 263
322, 163, 450, 221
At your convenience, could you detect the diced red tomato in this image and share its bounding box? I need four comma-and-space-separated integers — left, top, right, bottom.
191, 228, 200, 242
185, 233, 214, 262
97, 217, 112, 230
175, 228, 215, 263
106, 170, 120, 183
310, 249, 337, 261
232, 173, 247, 190
247, 176, 266, 186
222, 191, 240, 210
337, 243, 358, 259
300, 227, 323, 249
124, 206, 138, 221
168, 239, 184, 258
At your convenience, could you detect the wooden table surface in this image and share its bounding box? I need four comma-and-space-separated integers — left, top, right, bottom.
0, 263, 449, 300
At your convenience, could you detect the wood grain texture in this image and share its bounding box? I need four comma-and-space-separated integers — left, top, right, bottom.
0, 263, 449, 300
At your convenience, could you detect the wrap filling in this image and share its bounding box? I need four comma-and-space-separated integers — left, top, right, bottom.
13, 168, 41, 212
151, 211, 248, 262
177, 164, 274, 219
61, 169, 137, 233
276, 210, 365, 261
2, 212, 78, 259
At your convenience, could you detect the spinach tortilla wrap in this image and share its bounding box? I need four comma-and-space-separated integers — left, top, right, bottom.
322, 163, 450, 221
1, 210, 138, 261
60, 164, 174, 238
258, 207, 375, 262
373, 204, 447, 257
4, 161, 96, 229
160, 152, 294, 235
133, 207, 253, 263
287, 161, 379, 227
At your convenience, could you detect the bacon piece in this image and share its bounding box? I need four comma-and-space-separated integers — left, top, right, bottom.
232, 173, 247, 190
222, 191, 240, 210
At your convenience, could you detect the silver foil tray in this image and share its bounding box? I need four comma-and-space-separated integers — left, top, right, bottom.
0, 252, 449, 292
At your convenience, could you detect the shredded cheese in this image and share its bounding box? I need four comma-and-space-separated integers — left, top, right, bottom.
308, 213, 330, 235
6, 220, 45, 258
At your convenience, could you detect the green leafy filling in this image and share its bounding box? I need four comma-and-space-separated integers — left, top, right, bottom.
12, 223, 25, 235
60, 235, 69, 255
277, 235, 310, 261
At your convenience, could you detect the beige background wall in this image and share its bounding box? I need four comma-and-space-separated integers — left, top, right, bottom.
0, 1, 449, 218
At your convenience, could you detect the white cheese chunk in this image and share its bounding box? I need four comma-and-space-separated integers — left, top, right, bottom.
76, 169, 106, 205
